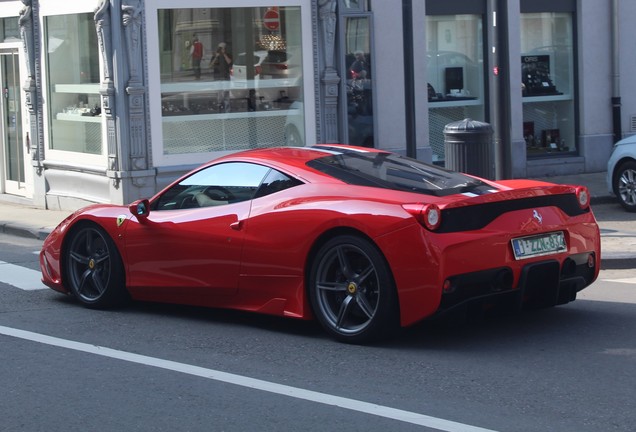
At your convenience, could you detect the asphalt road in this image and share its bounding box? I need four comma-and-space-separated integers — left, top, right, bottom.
1, 232, 635, 432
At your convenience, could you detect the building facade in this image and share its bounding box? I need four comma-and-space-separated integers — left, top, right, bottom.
0, 0, 633, 210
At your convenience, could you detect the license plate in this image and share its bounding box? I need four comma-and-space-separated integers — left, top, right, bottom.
511, 231, 567, 260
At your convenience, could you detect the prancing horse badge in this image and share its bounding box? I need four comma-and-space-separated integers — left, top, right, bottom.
117, 215, 126, 227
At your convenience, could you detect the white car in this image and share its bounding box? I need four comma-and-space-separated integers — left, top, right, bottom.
607, 135, 636, 212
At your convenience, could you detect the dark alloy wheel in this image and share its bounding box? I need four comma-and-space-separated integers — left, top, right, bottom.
614, 160, 636, 212
309, 235, 399, 344
65, 223, 127, 308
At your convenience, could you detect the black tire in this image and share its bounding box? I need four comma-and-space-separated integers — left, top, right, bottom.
613, 160, 636, 212
65, 223, 128, 308
308, 235, 399, 344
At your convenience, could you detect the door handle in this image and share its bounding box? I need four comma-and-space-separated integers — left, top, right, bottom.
230, 220, 243, 231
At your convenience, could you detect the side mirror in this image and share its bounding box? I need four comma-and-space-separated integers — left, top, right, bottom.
129, 199, 150, 221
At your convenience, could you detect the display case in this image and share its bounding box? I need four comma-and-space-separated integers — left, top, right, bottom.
521, 12, 575, 156
523, 99, 575, 154
160, 79, 302, 154
49, 83, 102, 154
160, 78, 299, 116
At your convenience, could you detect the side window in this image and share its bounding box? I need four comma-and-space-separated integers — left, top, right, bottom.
154, 162, 270, 210
254, 169, 303, 199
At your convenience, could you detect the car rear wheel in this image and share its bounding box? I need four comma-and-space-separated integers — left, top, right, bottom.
309, 235, 398, 344
65, 223, 127, 308
614, 160, 636, 212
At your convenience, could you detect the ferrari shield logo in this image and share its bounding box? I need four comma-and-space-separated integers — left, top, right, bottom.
117, 215, 126, 227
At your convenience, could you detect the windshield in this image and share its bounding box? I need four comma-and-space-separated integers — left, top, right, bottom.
307, 146, 496, 197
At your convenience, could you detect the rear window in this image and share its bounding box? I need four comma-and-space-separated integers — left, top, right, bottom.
306, 146, 496, 197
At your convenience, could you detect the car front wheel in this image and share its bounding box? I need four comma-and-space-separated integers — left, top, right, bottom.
614, 160, 636, 212
309, 235, 399, 344
65, 223, 127, 308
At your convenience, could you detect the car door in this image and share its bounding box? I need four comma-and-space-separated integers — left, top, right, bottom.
123, 162, 270, 299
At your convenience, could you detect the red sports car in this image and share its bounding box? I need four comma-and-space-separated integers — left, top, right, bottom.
40, 145, 600, 343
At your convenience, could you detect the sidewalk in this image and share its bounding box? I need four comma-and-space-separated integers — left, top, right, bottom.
0, 171, 634, 269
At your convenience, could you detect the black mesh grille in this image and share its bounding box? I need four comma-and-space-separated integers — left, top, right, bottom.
437, 194, 589, 233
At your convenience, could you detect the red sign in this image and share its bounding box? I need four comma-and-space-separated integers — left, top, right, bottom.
263, 9, 279, 31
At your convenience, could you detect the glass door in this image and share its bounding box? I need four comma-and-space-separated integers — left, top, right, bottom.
0, 48, 26, 196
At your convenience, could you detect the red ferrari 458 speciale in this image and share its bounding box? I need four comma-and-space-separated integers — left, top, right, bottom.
40, 145, 600, 343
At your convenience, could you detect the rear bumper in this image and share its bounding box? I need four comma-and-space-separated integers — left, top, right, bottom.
437, 251, 597, 315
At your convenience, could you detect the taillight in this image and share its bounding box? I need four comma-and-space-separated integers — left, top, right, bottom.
575, 186, 590, 209
422, 204, 441, 230
402, 203, 442, 231
255, 65, 262, 76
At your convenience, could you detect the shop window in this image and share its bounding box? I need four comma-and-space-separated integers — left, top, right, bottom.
343, 16, 374, 148
157, 7, 304, 155
521, 12, 575, 156
426, 14, 485, 164
44, 13, 102, 155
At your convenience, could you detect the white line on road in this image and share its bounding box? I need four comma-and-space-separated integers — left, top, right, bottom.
603, 277, 636, 284
0, 261, 46, 291
0, 325, 498, 432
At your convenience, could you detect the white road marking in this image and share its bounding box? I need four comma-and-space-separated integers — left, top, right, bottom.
0, 325, 497, 432
603, 277, 636, 284
0, 260, 46, 291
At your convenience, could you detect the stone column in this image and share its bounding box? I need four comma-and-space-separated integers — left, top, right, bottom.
19, 0, 39, 163
19, 0, 47, 207
101, 0, 154, 204
94, 0, 117, 173
122, 0, 147, 174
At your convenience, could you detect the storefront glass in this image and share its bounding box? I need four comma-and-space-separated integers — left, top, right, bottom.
0, 17, 20, 42
521, 12, 575, 156
426, 14, 485, 164
44, 13, 102, 155
157, 6, 304, 154
344, 16, 373, 148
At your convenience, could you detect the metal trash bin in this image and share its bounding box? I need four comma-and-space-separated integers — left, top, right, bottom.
443, 118, 494, 179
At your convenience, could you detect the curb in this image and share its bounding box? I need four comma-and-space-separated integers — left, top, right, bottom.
601, 258, 636, 270
0, 222, 52, 241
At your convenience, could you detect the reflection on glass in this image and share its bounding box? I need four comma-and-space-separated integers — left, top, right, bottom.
521, 13, 575, 157
426, 14, 485, 164
45, 13, 102, 155
344, 16, 374, 148
157, 7, 305, 154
